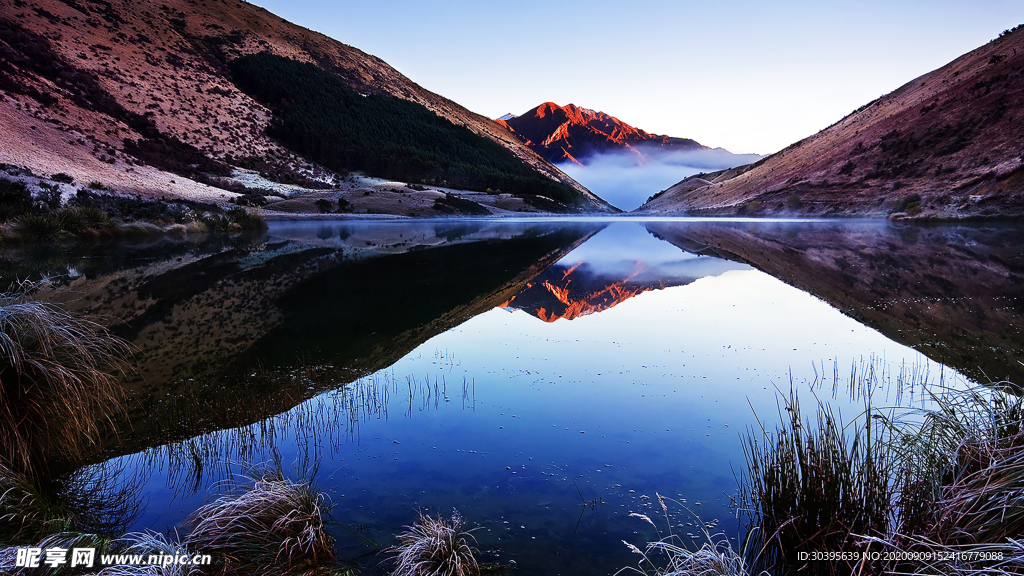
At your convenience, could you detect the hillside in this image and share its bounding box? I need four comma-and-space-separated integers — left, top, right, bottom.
0, 0, 616, 215
498, 102, 708, 165
639, 25, 1024, 218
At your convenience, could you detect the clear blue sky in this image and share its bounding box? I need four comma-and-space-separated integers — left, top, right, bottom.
248, 0, 1024, 155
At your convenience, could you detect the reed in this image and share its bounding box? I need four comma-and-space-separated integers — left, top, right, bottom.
182, 467, 334, 575
390, 509, 480, 576
0, 291, 131, 473
737, 364, 1024, 576
739, 386, 894, 575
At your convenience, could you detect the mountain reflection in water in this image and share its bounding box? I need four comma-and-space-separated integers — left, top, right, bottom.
3, 218, 1021, 576
646, 220, 1024, 385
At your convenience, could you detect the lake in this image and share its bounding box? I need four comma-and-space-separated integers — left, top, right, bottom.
6, 218, 1023, 575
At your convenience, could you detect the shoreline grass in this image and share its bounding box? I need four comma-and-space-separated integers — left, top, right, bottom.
735, 370, 1024, 576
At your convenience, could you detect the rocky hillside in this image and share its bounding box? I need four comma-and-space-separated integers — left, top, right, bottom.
0, 0, 615, 214
639, 25, 1024, 218
497, 102, 708, 165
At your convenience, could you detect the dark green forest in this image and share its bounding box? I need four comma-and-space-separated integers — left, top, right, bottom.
228, 53, 582, 206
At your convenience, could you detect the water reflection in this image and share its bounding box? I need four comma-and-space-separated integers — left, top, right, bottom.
646, 220, 1024, 385
2, 218, 1021, 575
502, 224, 748, 321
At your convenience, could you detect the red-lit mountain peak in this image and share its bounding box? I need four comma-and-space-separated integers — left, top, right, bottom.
498, 102, 706, 164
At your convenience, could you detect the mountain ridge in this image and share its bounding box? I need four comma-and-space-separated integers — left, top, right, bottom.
497, 102, 708, 166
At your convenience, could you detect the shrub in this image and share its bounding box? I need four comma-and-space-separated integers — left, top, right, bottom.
0, 178, 33, 221
14, 213, 64, 242
225, 206, 267, 230
314, 199, 333, 214
56, 207, 88, 234
50, 173, 74, 184
785, 195, 802, 210
120, 221, 163, 237
233, 191, 269, 207
86, 181, 105, 190
35, 183, 61, 211
433, 194, 490, 216
391, 510, 479, 576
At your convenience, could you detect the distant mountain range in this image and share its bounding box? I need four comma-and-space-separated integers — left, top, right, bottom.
497, 102, 711, 166
0, 0, 615, 215
639, 25, 1024, 218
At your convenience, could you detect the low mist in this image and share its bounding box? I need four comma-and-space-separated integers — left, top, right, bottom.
558, 148, 762, 211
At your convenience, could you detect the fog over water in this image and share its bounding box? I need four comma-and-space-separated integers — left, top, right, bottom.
558, 148, 762, 211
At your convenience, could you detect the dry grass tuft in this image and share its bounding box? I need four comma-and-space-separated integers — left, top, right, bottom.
390, 509, 480, 576
0, 290, 132, 472
182, 468, 334, 575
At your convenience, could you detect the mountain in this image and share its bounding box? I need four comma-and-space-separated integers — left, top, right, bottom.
497, 102, 709, 166
0, 0, 616, 215
639, 25, 1024, 218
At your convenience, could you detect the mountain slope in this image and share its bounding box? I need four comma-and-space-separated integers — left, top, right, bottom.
0, 0, 615, 213
639, 26, 1024, 218
497, 102, 707, 165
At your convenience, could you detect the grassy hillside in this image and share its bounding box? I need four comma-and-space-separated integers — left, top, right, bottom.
639, 25, 1024, 218
229, 53, 584, 206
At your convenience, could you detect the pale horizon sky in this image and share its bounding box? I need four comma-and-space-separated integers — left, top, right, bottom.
247, 0, 1024, 155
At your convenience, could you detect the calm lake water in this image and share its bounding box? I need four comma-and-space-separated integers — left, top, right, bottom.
6, 218, 1023, 575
